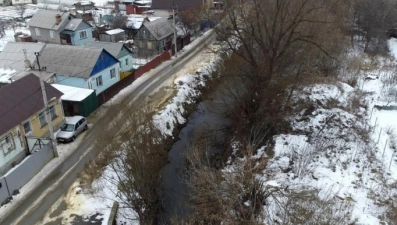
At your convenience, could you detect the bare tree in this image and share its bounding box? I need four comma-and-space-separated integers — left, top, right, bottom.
83, 101, 168, 224
180, 125, 280, 224
0, 20, 8, 38
178, 7, 203, 35
110, 13, 127, 29
214, 0, 347, 136
14, 4, 27, 22
353, 0, 397, 52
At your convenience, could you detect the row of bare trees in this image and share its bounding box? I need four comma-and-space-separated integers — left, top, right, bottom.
349, 0, 397, 52
79, 0, 397, 224
180, 0, 354, 223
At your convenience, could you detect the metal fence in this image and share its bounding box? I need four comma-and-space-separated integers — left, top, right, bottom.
0, 143, 54, 205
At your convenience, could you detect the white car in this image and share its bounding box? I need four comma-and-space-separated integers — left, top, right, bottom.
56, 116, 88, 143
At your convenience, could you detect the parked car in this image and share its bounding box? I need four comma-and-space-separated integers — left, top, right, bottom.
56, 116, 88, 143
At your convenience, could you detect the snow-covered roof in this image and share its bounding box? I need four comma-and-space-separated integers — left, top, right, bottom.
52, 84, 94, 101
134, 0, 152, 5
147, 17, 162, 22
77, 1, 93, 5
105, 28, 125, 35
126, 15, 144, 29
0, 68, 17, 84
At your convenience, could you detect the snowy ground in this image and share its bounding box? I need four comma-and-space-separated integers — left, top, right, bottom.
37, 30, 219, 225
0, 26, 31, 51
238, 40, 397, 225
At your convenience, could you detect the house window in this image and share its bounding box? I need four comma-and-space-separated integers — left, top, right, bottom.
49, 105, 57, 120
23, 121, 32, 135
96, 75, 103, 86
35, 28, 41, 36
1, 134, 15, 154
125, 58, 128, 66
38, 111, 47, 127
79, 30, 87, 39
110, 68, 116, 79
50, 30, 55, 38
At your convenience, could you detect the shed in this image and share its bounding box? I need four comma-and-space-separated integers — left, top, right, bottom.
99, 28, 126, 42
52, 84, 98, 117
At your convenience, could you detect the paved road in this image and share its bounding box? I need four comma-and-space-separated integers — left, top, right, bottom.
0, 30, 216, 225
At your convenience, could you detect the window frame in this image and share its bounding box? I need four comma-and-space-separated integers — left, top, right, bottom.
125, 58, 128, 66
79, 30, 87, 39
50, 30, 55, 39
110, 68, 116, 79
23, 120, 32, 135
35, 28, 41, 36
1, 133, 15, 155
38, 111, 47, 128
49, 105, 57, 120
96, 75, 103, 87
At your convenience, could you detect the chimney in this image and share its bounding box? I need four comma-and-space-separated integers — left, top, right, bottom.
55, 14, 62, 25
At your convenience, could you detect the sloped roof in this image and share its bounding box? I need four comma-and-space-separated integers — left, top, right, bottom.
64, 18, 86, 31
126, 16, 144, 29
0, 73, 63, 135
0, 42, 46, 71
52, 84, 94, 102
151, 0, 204, 10
105, 28, 125, 35
28, 10, 71, 31
39, 44, 102, 78
85, 42, 131, 58
144, 17, 174, 41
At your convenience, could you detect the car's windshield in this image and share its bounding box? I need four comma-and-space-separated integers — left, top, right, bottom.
60, 123, 75, 132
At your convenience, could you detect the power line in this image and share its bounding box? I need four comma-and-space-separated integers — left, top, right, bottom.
0, 87, 42, 119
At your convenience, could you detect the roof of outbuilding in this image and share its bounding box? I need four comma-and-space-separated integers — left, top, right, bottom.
28, 10, 71, 31
39, 44, 103, 79
143, 17, 174, 41
0, 42, 46, 71
85, 42, 131, 58
0, 73, 63, 135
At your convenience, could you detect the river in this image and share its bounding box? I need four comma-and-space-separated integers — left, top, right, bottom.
159, 94, 230, 224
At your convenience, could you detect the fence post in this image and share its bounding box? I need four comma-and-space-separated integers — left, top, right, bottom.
374, 117, 378, 129
383, 139, 388, 157
3, 177, 11, 197
377, 128, 382, 144
389, 151, 395, 169
370, 107, 375, 121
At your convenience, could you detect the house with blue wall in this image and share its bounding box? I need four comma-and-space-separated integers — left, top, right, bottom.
28, 10, 93, 46
39, 44, 120, 95
86, 42, 134, 72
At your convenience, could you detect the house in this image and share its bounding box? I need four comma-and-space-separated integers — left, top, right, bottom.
125, 15, 145, 38
28, 10, 93, 46
99, 28, 126, 42
134, 17, 174, 55
0, 42, 46, 71
85, 41, 134, 73
0, 74, 64, 176
39, 44, 121, 95
73, 1, 96, 21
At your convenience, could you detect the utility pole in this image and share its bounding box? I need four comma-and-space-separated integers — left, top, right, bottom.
34, 52, 59, 158
172, 3, 178, 57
